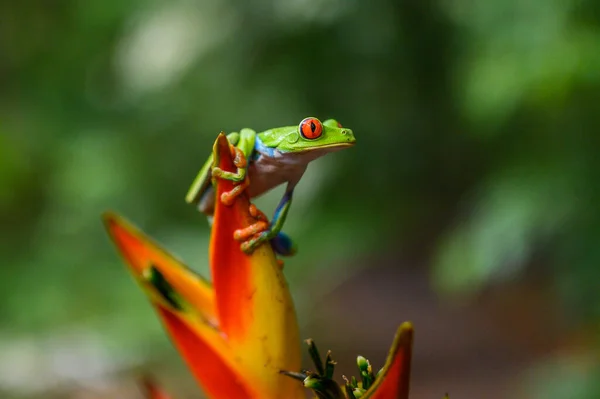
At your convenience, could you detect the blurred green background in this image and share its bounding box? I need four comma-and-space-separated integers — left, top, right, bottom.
1, 0, 599, 398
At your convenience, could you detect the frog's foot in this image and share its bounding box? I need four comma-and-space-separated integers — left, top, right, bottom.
237, 229, 297, 257
240, 231, 271, 254
213, 145, 251, 206
220, 175, 250, 206
249, 203, 268, 221
233, 204, 269, 241
234, 204, 297, 258
212, 146, 247, 183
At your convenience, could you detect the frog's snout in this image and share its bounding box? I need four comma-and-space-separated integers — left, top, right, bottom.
341, 128, 356, 144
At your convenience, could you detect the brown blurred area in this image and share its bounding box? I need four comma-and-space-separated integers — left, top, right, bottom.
308, 258, 591, 399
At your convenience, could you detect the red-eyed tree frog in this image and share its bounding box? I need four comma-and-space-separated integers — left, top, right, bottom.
185, 117, 356, 255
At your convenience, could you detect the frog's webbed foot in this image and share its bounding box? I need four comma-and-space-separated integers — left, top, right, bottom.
234, 204, 271, 254
239, 231, 272, 257
241, 233, 296, 256
233, 204, 270, 241
234, 204, 297, 261
241, 231, 295, 269
220, 175, 250, 206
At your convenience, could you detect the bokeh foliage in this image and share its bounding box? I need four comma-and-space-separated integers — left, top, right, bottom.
1, 0, 599, 397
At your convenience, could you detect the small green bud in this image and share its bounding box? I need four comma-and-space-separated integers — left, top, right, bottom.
357, 356, 374, 390
303, 375, 321, 389
357, 356, 369, 370
304, 375, 346, 399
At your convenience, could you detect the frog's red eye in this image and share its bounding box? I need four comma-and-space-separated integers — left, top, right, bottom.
337, 121, 343, 128
299, 117, 323, 140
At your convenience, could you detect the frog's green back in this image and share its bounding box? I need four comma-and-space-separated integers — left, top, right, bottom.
185, 117, 355, 207
258, 118, 354, 152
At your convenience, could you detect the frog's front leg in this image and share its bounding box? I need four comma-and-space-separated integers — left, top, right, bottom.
212, 128, 255, 183
212, 128, 256, 205
238, 187, 297, 255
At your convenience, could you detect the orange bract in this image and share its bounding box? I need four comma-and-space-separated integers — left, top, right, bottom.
104, 215, 216, 325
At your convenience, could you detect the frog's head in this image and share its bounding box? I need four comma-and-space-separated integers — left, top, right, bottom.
259, 117, 356, 155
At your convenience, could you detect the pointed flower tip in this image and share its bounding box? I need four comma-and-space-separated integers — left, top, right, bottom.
140, 376, 172, 399
100, 210, 115, 224
214, 132, 232, 164
101, 211, 122, 237
400, 321, 414, 333
357, 322, 413, 399
101, 211, 131, 236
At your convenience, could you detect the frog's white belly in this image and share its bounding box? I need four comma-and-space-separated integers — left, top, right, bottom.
247, 153, 306, 198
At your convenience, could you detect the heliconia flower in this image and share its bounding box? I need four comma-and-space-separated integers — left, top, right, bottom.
281, 322, 414, 399
103, 133, 423, 399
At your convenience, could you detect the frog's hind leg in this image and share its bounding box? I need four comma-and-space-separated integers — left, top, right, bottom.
238, 186, 297, 255
233, 204, 297, 257
239, 230, 298, 257
233, 204, 270, 241
185, 131, 242, 208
